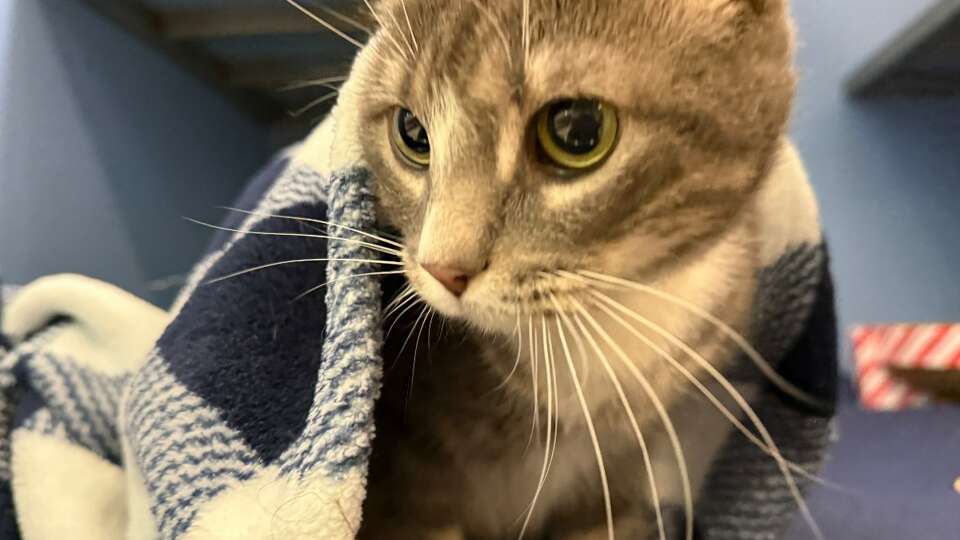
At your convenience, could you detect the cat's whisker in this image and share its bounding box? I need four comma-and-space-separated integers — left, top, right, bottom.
205, 257, 401, 285
362, 0, 413, 62
412, 305, 433, 377
279, 76, 347, 93
383, 1, 417, 59
401, 304, 432, 409
384, 283, 414, 314
220, 207, 406, 251
522, 0, 531, 73
398, 0, 420, 53
551, 302, 614, 540
317, 5, 371, 35
491, 313, 524, 392
186, 217, 402, 259
285, 0, 364, 48
524, 314, 541, 454
586, 288, 832, 486
547, 317, 560, 472
559, 305, 667, 540
293, 270, 406, 302
383, 285, 418, 323
580, 289, 824, 540
517, 317, 557, 540
399, 303, 429, 360
385, 292, 423, 341
289, 90, 340, 118
574, 270, 829, 412
568, 296, 693, 540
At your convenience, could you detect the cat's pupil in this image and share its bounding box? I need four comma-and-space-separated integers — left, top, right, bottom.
547, 100, 604, 156
398, 109, 430, 155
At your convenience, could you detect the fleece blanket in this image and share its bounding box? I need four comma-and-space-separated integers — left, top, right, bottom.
0, 59, 837, 540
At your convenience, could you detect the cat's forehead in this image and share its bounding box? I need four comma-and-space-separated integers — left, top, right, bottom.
370, 0, 790, 117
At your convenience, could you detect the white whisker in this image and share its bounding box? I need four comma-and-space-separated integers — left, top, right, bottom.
384, 283, 413, 311
294, 270, 406, 301
318, 5, 371, 34
285, 0, 364, 48
362, 0, 413, 62
280, 76, 347, 92
384, 286, 418, 323
220, 207, 406, 251
385, 292, 423, 340
383, 1, 417, 59
398, 0, 420, 52
186, 217, 402, 259
289, 90, 340, 117
568, 296, 693, 540
587, 288, 830, 486
517, 317, 557, 540
492, 313, 524, 392
551, 305, 614, 540
581, 288, 823, 540
206, 257, 401, 285
522, 0, 531, 72
402, 304, 432, 408
576, 270, 828, 411
557, 305, 666, 540
214, 206, 405, 254
524, 314, 541, 453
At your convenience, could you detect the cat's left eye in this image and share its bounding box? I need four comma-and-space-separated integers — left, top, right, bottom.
392, 108, 431, 168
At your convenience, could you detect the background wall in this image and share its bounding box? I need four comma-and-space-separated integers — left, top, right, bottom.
0, 0, 270, 306
790, 0, 960, 368
2, 0, 958, 343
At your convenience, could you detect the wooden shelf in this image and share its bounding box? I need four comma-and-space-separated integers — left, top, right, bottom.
847, 0, 960, 98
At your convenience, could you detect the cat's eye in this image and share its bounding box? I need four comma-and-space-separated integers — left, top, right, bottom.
535, 99, 619, 171
392, 108, 431, 168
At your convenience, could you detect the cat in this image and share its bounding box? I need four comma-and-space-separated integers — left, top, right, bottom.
317, 1, 804, 538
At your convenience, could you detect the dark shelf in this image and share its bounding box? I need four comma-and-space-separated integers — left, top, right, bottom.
847, 0, 960, 98
81, 0, 364, 124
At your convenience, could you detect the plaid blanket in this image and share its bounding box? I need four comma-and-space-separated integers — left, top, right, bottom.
0, 82, 837, 539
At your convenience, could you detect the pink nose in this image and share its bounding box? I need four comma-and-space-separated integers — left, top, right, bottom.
422, 264, 474, 297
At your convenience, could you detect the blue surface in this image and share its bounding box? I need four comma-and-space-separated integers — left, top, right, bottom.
786, 382, 960, 539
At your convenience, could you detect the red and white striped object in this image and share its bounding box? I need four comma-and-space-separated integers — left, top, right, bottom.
852, 323, 960, 411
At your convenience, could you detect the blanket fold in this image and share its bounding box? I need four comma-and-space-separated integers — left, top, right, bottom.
0, 129, 836, 540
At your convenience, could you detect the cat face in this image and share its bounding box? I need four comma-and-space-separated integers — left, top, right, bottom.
354, 0, 795, 331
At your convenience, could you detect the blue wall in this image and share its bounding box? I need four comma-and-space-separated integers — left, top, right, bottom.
790, 0, 960, 365
0, 0, 270, 305
2, 0, 957, 330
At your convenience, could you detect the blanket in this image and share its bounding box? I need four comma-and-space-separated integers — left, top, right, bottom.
0, 66, 837, 539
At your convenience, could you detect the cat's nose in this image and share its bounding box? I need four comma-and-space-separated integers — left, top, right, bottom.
422, 264, 474, 297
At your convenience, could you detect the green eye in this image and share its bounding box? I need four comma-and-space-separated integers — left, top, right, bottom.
393, 107, 430, 167
536, 99, 619, 171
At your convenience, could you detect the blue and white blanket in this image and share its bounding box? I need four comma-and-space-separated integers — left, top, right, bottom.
0, 84, 837, 539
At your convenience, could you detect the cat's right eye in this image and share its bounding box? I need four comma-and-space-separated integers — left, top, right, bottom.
534, 98, 619, 173
392, 108, 431, 168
